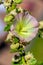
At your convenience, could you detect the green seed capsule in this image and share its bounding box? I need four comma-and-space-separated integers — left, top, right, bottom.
6, 3, 16, 13
10, 43, 19, 50
4, 14, 14, 24
13, 0, 22, 4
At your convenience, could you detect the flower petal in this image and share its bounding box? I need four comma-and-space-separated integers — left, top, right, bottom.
11, 11, 39, 42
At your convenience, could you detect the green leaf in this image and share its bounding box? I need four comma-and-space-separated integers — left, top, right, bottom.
4, 24, 11, 31
13, 37, 19, 43
21, 57, 25, 65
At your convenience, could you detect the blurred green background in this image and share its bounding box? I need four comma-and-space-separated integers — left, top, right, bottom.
26, 36, 43, 62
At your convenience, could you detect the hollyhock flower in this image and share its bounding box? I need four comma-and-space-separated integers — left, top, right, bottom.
10, 11, 39, 43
